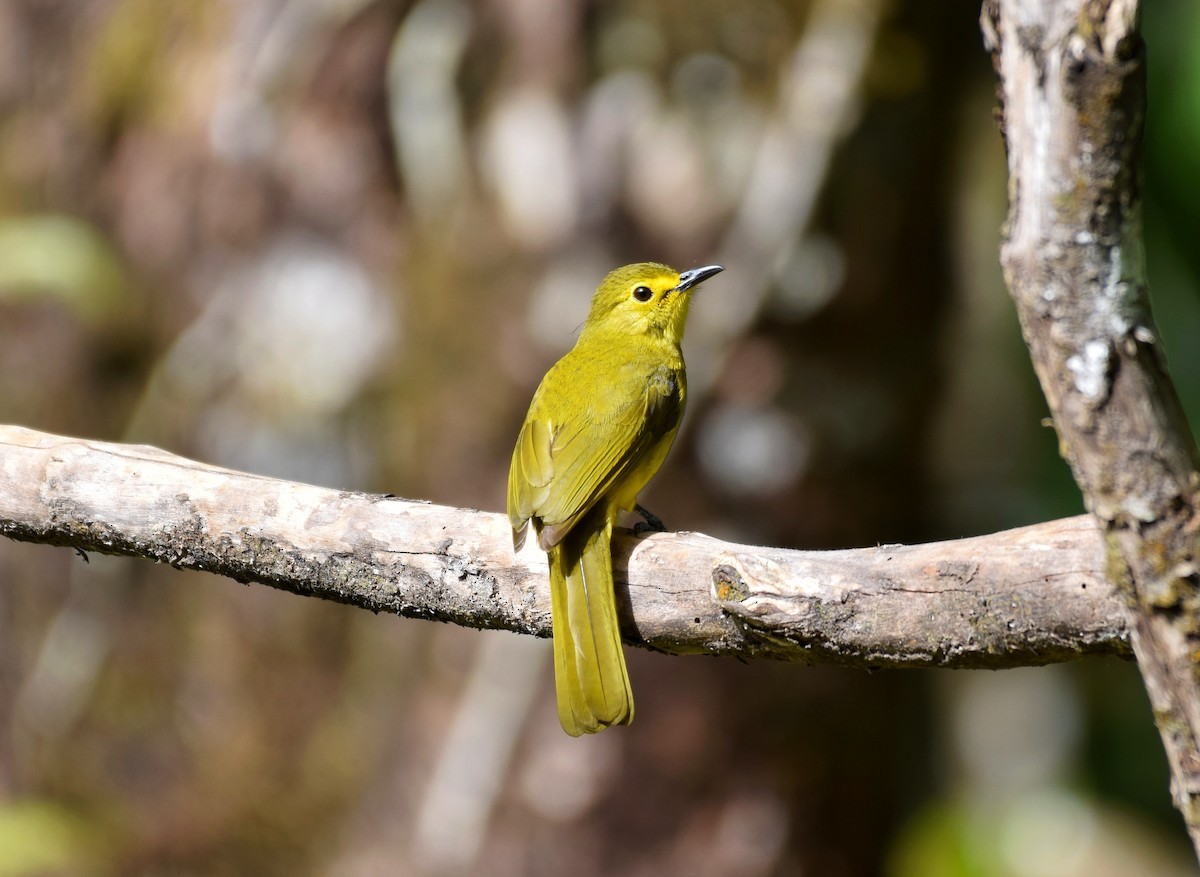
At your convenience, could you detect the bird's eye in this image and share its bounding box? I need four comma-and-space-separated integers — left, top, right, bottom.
633, 285, 653, 302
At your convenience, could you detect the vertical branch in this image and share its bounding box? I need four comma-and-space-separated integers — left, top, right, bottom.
984, 0, 1200, 854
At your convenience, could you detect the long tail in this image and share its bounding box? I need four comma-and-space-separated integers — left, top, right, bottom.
547, 510, 633, 736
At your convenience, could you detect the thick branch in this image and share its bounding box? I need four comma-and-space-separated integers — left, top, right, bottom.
984, 0, 1200, 850
0, 424, 1127, 668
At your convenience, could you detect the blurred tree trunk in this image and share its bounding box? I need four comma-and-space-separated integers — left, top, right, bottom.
984, 0, 1200, 857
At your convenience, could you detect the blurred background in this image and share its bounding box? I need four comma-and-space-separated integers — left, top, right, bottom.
1, 0, 1199, 874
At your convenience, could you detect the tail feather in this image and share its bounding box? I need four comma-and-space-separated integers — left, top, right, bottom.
547, 513, 633, 736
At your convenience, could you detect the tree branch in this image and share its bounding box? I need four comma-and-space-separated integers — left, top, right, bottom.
984, 0, 1200, 852
0, 424, 1128, 668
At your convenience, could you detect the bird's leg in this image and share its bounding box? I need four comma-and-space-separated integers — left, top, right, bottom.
633, 503, 668, 535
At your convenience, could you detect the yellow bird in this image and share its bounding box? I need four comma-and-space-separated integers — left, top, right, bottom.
508, 262, 723, 735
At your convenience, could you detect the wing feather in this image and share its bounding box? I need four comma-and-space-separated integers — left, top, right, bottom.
508, 358, 683, 551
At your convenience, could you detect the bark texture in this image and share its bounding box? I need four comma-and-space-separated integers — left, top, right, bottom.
984, 0, 1200, 851
0, 424, 1128, 668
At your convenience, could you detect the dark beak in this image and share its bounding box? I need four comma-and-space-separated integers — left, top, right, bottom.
673, 264, 724, 292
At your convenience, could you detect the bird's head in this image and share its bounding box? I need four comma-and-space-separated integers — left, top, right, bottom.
583, 262, 723, 345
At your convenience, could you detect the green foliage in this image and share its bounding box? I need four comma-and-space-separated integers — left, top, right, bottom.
0, 215, 129, 322
0, 799, 98, 877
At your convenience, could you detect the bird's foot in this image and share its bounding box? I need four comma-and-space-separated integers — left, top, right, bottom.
632, 503, 668, 535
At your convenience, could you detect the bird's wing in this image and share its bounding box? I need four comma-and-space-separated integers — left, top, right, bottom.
508, 364, 682, 550
508, 414, 555, 547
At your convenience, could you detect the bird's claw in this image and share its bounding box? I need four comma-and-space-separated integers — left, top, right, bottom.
633, 503, 668, 535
